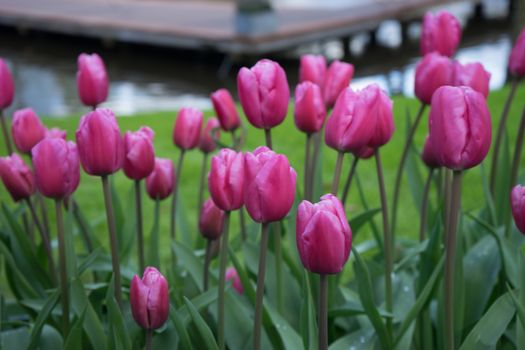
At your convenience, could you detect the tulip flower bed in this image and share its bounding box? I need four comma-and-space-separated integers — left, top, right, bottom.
2, 11, 525, 350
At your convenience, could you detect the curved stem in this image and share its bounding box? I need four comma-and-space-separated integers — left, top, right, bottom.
419, 168, 435, 242
0, 109, 13, 154
253, 223, 270, 350
304, 134, 312, 200
264, 128, 273, 149
341, 156, 359, 206
55, 199, 69, 335
331, 152, 344, 195
135, 180, 145, 272
319, 274, 328, 350
197, 153, 208, 227
203, 240, 212, 292
170, 150, 185, 241
101, 175, 122, 308
217, 211, 231, 350
145, 328, 153, 350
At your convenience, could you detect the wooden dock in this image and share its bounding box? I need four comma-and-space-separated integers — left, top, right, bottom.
0, 0, 480, 55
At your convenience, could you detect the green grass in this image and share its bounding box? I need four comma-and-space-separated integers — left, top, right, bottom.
1, 84, 525, 264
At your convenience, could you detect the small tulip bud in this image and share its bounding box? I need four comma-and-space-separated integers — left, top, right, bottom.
11, 108, 46, 154
123, 127, 155, 180
130, 267, 169, 330
0, 59, 15, 109
146, 158, 174, 201
225, 267, 243, 295
199, 198, 225, 240
208, 149, 244, 212
173, 107, 203, 150
420, 11, 462, 57
76, 53, 109, 108
211, 89, 241, 131
0, 154, 35, 202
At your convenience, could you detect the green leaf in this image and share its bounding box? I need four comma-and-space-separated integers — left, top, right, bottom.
77, 248, 102, 276
38, 325, 63, 350
0, 239, 39, 299
177, 287, 218, 324
105, 276, 132, 350
183, 297, 219, 350
63, 204, 78, 279
64, 308, 86, 350
172, 241, 209, 292
355, 173, 383, 253
27, 290, 60, 350
2, 327, 31, 349
328, 328, 375, 350
300, 271, 317, 350
348, 208, 381, 238
170, 305, 193, 350
513, 252, 525, 347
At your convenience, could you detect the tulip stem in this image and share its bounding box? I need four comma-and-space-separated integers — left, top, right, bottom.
419, 168, 435, 242
490, 77, 520, 195
101, 175, 122, 308
217, 211, 231, 350
36, 192, 51, 239
444, 170, 462, 350
145, 329, 153, 350
135, 180, 145, 272
374, 149, 393, 336
391, 103, 426, 235
275, 223, 283, 315
264, 128, 273, 149
253, 222, 270, 350
197, 153, 208, 228
304, 134, 312, 200
444, 170, 452, 241
171, 150, 185, 241
203, 240, 212, 292
239, 208, 247, 242
55, 199, 69, 335
72, 198, 94, 253
331, 152, 344, 195
341, 156, 359, 206
0, 109, 13, 154
319, 274, 328, 350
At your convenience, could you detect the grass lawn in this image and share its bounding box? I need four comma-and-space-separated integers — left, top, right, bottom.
1, 84, 525, 264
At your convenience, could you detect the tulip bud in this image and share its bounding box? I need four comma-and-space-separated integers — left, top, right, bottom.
146, 158, 174, 201
244, 147, 297, 223
353, 146, 374, 159
211, 89, 241, 131
32, 138, 80, 199
130, 267, 169, 330
294, 82, 326, 134
11, 108, 46, 154
420, 11, 461, 57
76, 108, 124, 176
324, 60, 354, 109
173, 107, 203, 150
299, 54, 327, 91
208, 149, 244, 212
428, 86, 492, 170
0, 154, 35, 201
509, 28, 525, 77
225, 267, 243, 295
511, 185, 525, 234
123, 127, 155, 180
414, 53, 455, 105
421, 136, 440, 168
76, 53, 109, 108
325, 88, 364, 153
0, 59, 14, 109
199, 198, 225, 240
359, 84, 394, 148
199, 118, 220, 154
296, 194, 352, 274
237, 59, 290, 129
46, 127, 67, 140
453, 61, 491, 98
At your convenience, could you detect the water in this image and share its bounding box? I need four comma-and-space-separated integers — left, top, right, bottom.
0, 0, 516, 118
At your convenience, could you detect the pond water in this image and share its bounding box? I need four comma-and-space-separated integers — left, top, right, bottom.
0, 0, 518, 118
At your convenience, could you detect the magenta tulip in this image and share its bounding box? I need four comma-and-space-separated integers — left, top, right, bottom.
211, 89, 241, 131
199, 118, 220, 154
453, 61, 491, 98
123, 127, 155, 180
429, 86, 492, 170
422, 136, 441, 168
353, 146, 374, 160
0, 154, 35, 201
420, 11, 461, 57
225, 267, 243, 295
11, 108, 46, 154
208, 148, 244, 212
173, 107, 203, 150
76, 53, 109, 108
294, 81, 326, 134
414, 53, 455, 105
511, 185, 525, 234
509, 28, 525, 77
299, 54, 327, 91
359, 84, 394, 148
199, 198, 225, 240
130, 267, 169, 330
146, 158, 174, 200
296, 194, 352, 274
237, 59, 290, 129
324, 60, 354, 108
46, 127, 67, 140
244, 147, 297, 223
0, 59, 14, 109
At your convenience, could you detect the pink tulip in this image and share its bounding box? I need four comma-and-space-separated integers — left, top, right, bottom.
0, 59, 14, 109
75, 108, 124, 176
199, 118, 220, 154
428, 86, 491, 170
296, 194, 352, 274
324, 60, 354, 109
511, 185, 525, 234
299, 54, 327, 91
244, 147, 297, 223
421, 136, 441, 168
211, 89, 241, 131
453, 61, 491, 98
173, 107, 203, 150
32, 138, 80, 199
123, 127, 155, 180
353, 146, 374, 160
225, 267, 243, 294
358, 84, 394, 148
130, 267, 169, 330
237, 59, 290, 129
76, 53, 109, 108
0, 154, 35, 202
199, 198, 225, 240
420, 11, 462, 57
414, 53, 455, 105
294, 81, 326, 134
146, 158, 174, 200
208, 148, 244, 212
46, 127, 67, 140
509, 28, 525, 77
11, 108, 46, 154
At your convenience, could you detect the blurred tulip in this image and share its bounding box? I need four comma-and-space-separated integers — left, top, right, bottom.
294, 81, 326, 134
0, 58, 14, 109
511, 185, 525, 234
130, 267, 169, 330
76, 53, 109, 108
0, 154, 35, 201
11, 108, 46, 154
421, 136, 441, 168
199, 118, 220, 153
420, 11, 461, 57
225, 267, 243, 294
509, 28, 525, 77
360, 84, 394, 148
173, 107, 203, 150
353, 146, 374, 159
208, 148, 244, 211
237, 59, 290, 129
199, 198, 225, 240
244, 147, 297, 223
453, 61, 490, 98
296, 194, 352, 274
323, 60, 354, 109
429, 86, 491, 170
123, 127, 155, 180
146, 158, 174, 200
299, 54, 327, 90
211, 89, 241, 131
76, 108, 123, 176
46, 127, 67, 140
414, 53, 454, 105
